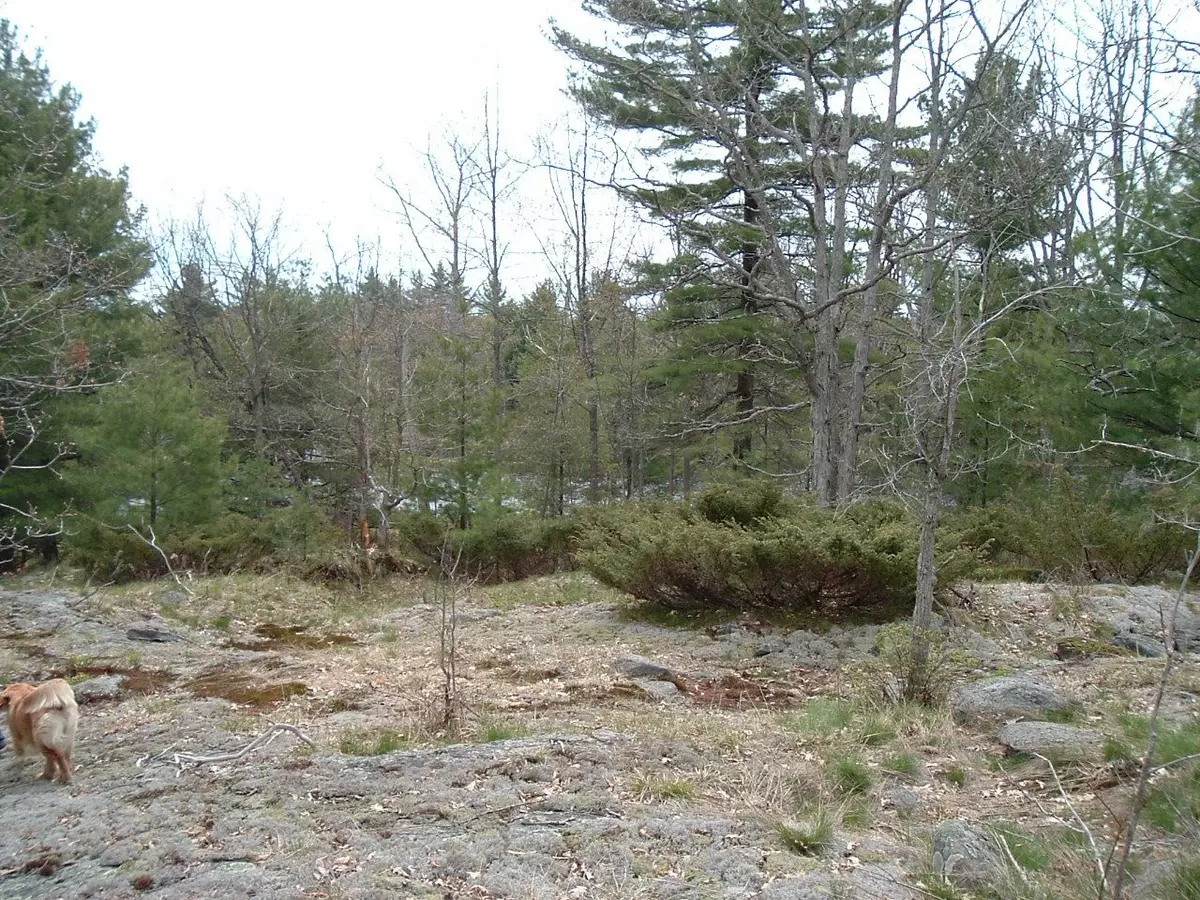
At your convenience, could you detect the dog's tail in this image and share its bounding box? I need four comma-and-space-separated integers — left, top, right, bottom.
22, 679, 78, 714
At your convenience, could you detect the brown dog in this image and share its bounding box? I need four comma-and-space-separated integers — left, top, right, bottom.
0, 679, 78, 783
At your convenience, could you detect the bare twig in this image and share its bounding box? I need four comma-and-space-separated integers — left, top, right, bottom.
1152, 752, 1200, 773
1111, 530, 1200, 899
126, 524, 193, 596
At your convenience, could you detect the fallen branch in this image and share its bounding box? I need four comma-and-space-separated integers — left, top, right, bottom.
462, 793, 553, 824
992, 830, 1030, 886
1151, 752, 1200, 773
999, 755, 1109, 896
173, 724, 315, 772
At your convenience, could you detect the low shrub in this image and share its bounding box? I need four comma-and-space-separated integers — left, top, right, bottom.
579, 498, 981, 620
393, 509, 582, 584
948, 476, 1193, 584
173, 514, 280, 573
64, 506, 345, 583
697, 481, 787, 527
63, 524, 165, 582
867, 624, 977, 705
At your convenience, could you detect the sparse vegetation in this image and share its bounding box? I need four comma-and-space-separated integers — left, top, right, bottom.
631, 772, 699, 802
773, 812, 833, 855
1, 567, 1195, 899
781, 698, 857, 739
942, 766, 968, 788
832, 756, 873, 796
337, 727, 408, 757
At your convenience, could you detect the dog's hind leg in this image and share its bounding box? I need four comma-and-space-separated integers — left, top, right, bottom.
56, 748, 73, 783
39, 748, 71, 783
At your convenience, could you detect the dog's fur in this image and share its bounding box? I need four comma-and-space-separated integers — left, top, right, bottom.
0, 679, 78, 783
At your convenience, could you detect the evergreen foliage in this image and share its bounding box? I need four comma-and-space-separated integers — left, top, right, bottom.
579, 499, 981, 618
0, 20, 150, 556
394, 509, 581, 584
949, 476, 1195, 584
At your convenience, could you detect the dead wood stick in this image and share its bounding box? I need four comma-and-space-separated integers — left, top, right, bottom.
173, 724, 315, 770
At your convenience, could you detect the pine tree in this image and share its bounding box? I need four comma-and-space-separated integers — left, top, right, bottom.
0, 20, 149, 555
556, 0, 917, 501
65, 357, 226, 536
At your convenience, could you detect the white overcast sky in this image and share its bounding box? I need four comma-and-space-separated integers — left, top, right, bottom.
1, 0, 611, 294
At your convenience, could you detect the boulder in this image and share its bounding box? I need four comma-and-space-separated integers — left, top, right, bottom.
1112, 632, 1166, 658
631, 679, 682, 702
73, 674, 126, 703
881, 786, 921, 816
951, 676, 1072, 725
997, 721, 1104, 762
1086, 586, 1200, 652
614, 654, 676, 681
931, 820, 1007, 891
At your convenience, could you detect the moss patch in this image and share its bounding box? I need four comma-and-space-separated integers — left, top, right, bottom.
185, 667, 309, 706
226, 623, 359, 651
53, 662, 173, 696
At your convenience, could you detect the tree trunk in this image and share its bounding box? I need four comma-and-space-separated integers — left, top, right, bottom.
812, 325, 841, 506
912, 477, 941, 635
905, 473, 942, 702
838, 3, 906, 500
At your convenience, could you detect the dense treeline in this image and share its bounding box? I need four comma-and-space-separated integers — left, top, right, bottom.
0, 3, 1197, 601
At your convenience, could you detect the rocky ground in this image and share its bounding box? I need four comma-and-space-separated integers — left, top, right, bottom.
0, 570, 1197, 899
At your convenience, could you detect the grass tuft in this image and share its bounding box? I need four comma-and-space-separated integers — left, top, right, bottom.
942, 765, 968, 788
774, 813, 833, 855
883, 752, 920, 777
479, 721, 532, 742
832, 755, 873, 796
782, 698, 857, 739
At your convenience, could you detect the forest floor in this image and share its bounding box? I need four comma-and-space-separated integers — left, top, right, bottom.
0, 568, 1197, 899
